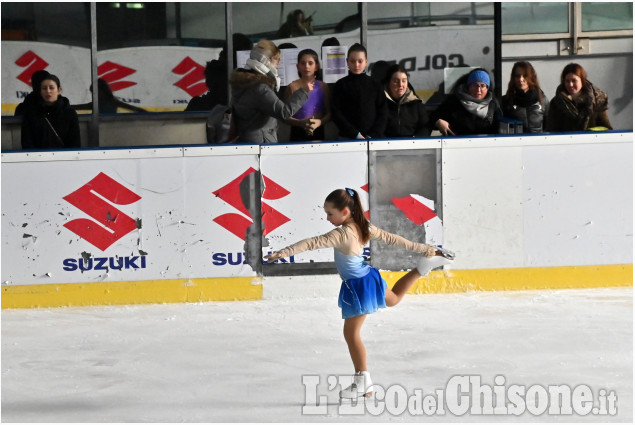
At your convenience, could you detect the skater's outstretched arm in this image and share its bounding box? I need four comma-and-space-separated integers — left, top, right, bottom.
370, 224, 436, 257
264, 227, 346, 263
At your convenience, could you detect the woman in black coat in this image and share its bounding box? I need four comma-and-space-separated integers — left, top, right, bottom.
547, 63, 612, 132
21, 74, 80, 149
431, 68, 502, 136
383, 64, 430, 138
501, 61, 549, 133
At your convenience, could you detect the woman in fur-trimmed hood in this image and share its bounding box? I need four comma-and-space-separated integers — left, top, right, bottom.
383, 64, 430, 138
547, 63, 612, 132
229, 40, 308, 143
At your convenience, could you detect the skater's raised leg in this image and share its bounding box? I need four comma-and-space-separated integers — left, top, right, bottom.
385, 269, 422, 307
385, 253, 453, 307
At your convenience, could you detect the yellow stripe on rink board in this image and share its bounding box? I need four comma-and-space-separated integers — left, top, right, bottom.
382, 264, 633, 294
1, 277, 263, 309
3, 265, 632, 309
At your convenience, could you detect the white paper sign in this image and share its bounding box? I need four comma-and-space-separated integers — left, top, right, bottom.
322, 45, 348, 84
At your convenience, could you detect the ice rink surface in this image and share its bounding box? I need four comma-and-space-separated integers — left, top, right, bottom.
1, 276, 632, 423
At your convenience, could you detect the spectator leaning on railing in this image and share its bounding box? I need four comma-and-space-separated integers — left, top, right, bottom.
431, 68, 502, 137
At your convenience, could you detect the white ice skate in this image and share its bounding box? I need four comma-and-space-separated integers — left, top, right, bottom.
417, 250, 453, 276
339, 371, 374, 401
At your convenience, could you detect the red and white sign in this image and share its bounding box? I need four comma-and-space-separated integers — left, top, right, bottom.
1, 41, 222, 112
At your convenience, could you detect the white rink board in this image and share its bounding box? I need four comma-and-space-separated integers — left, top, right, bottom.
1, 133, 632, 287
442, 144, 524, 270
442, 133, 633, 270
521, 142, 633, 267
1, 151, 259, 285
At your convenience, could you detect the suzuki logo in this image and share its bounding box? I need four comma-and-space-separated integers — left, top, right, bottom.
63, 172, 142, 251
15, 50, 49, 87
213, 168, 291, 240
172, 56, 207, 97
98, 61, 137, 92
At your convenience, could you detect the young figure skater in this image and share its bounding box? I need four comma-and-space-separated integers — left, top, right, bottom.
264, 188, 453, 400
284, 48, 331, 142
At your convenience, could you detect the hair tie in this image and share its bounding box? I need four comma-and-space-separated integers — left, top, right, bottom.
345, 187, 355, 197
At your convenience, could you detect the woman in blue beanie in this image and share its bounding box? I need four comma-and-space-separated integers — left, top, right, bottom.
431, 68, 502, 136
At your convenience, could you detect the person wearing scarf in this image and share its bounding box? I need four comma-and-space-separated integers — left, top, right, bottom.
547, 63, 612, 132
431, 68, 502, 136
501, 61, 549, 133
229, 40, 308, 143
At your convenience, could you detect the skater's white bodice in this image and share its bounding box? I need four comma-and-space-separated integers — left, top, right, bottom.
277, 224, 431, 280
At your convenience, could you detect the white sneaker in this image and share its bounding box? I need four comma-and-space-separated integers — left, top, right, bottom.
416, 255, 452, 276
339, 371, 373, 400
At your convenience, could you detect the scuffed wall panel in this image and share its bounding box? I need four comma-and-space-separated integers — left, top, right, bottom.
1, 148, 260, 286
369, 148, 442, 271
522, 142, 633, 266
442, 133, 633, 270
442, 143, 525, 270
260, 143, 368, 265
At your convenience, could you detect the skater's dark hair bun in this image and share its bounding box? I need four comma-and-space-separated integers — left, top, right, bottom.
325, 188, 370, 243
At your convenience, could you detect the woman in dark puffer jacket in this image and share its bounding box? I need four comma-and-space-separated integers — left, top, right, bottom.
383, 64, 430, 138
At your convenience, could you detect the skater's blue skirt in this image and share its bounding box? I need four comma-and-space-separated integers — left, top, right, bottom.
338, 267, 388, 319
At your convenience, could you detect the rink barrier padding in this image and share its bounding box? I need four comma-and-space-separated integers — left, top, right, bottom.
1, 277, 263, 309
382, 264, 633, 294
3, 265, 631, 309
2, 134, 632, 308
